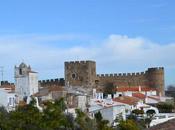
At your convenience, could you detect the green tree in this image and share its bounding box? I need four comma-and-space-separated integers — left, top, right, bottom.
114, 112, 123, 124
41, 98, 71, 130
132, 109, 144, 116
75, 109, 96, 130
118, 119, 140, 130
157, 102, 174, 113
7, 100, 43, 130
0, 106, 10, 130
94, 111, 113, 130
104, 82, 115, 96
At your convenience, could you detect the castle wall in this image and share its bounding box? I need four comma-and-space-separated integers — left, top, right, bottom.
64, 60, 96, 87
97, 67, 164, 96
64, 60, 164, 96
39, 78, 65, 87
97, 72, 147, 87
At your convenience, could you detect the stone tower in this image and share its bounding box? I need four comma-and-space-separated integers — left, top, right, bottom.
64, 61, 96, 88
15, 62, 39, 101
146, 67, 164, 96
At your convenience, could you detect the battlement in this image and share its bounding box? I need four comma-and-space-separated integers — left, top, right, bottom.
97, 71, 146, 78
39, 78, 65, 86
147, 67, 164, 72
65, 60, 96, 65
97, 67, 164, 78
0, 81, 14, 86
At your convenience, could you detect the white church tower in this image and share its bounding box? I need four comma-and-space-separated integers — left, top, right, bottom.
15, 62, 38, 101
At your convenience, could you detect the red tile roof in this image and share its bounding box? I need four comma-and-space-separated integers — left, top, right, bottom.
0, 85, 15, 91
132, 93, 146, 99
115, 86, 157, 92
113, 96, 140, 105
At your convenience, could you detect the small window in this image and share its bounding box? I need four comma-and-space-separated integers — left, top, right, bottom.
72, 73, 76, 79
9, 97, 13, 106
19, 68, 22, 75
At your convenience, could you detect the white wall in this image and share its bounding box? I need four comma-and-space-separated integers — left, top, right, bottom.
15, 76, 29, 100
78, 95, 87, 111
92, 105, 126, 125
0, 88, 16, 110
145, 97, 159, 104
29, 73, 38, 95
15, 72, 38, 101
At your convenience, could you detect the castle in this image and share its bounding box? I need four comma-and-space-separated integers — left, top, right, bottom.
64, 60, 164, 96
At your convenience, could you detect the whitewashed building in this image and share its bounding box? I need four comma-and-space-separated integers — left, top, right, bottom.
15, 62, 39, 101
89, 89, 126, 125
0, 86, 17, 111
114, 86, 157, 98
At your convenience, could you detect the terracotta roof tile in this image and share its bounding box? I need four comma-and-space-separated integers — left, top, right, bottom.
132, 93, 146, 99
0, 85, 15, 91
113, 96, 140, 105
115, 86, 157, 92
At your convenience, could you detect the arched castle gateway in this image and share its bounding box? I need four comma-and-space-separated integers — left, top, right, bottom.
64, 60, 164, 96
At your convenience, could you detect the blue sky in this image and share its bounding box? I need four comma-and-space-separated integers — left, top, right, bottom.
0, 0, 175, 87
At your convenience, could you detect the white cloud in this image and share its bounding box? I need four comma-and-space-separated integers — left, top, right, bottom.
0, 34, 174, 85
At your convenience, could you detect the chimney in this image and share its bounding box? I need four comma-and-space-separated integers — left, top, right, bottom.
139, 86, 141, 92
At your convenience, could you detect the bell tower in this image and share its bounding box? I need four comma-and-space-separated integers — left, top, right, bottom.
15, 62, 38, 101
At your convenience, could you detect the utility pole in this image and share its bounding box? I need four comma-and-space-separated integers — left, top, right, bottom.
0, 66, 4, 86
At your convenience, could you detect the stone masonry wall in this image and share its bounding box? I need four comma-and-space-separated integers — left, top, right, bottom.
64, 60, 96, 88
97, 67, 164, 96
63, 60, 164, 96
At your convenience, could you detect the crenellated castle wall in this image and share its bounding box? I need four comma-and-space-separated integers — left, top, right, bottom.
97, 72, 146, 78
97, 67, 164, 95
39, 78, 65, 87
64, 60, 164, 95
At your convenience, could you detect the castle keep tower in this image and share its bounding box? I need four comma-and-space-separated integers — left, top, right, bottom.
15, 62, 39, 101
146, 67, 164, 96
65, 61, 96, 88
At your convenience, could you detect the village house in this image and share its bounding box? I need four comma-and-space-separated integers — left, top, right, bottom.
0, 84, 17, 111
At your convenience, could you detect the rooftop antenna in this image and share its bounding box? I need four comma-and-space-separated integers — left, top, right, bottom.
0, 66, 4, 86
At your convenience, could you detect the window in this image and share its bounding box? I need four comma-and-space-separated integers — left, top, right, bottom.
9, 97, 14, 106
19, 68, 22, 75
72, 73, 76, 79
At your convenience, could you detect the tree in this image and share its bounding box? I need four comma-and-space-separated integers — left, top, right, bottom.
132, 109, 144, 116
131, 109, 144, 122
157, 102, 174, 113
114, 112, 123, 123
7, 100, 43, 130
1, 98, 117, 130
118, 119, 140, 130
0, 106, 10, 130
94, 111, 113, 130
41, 98, 70, 130
104, 82, 115, 96
75, 109, 96, 130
